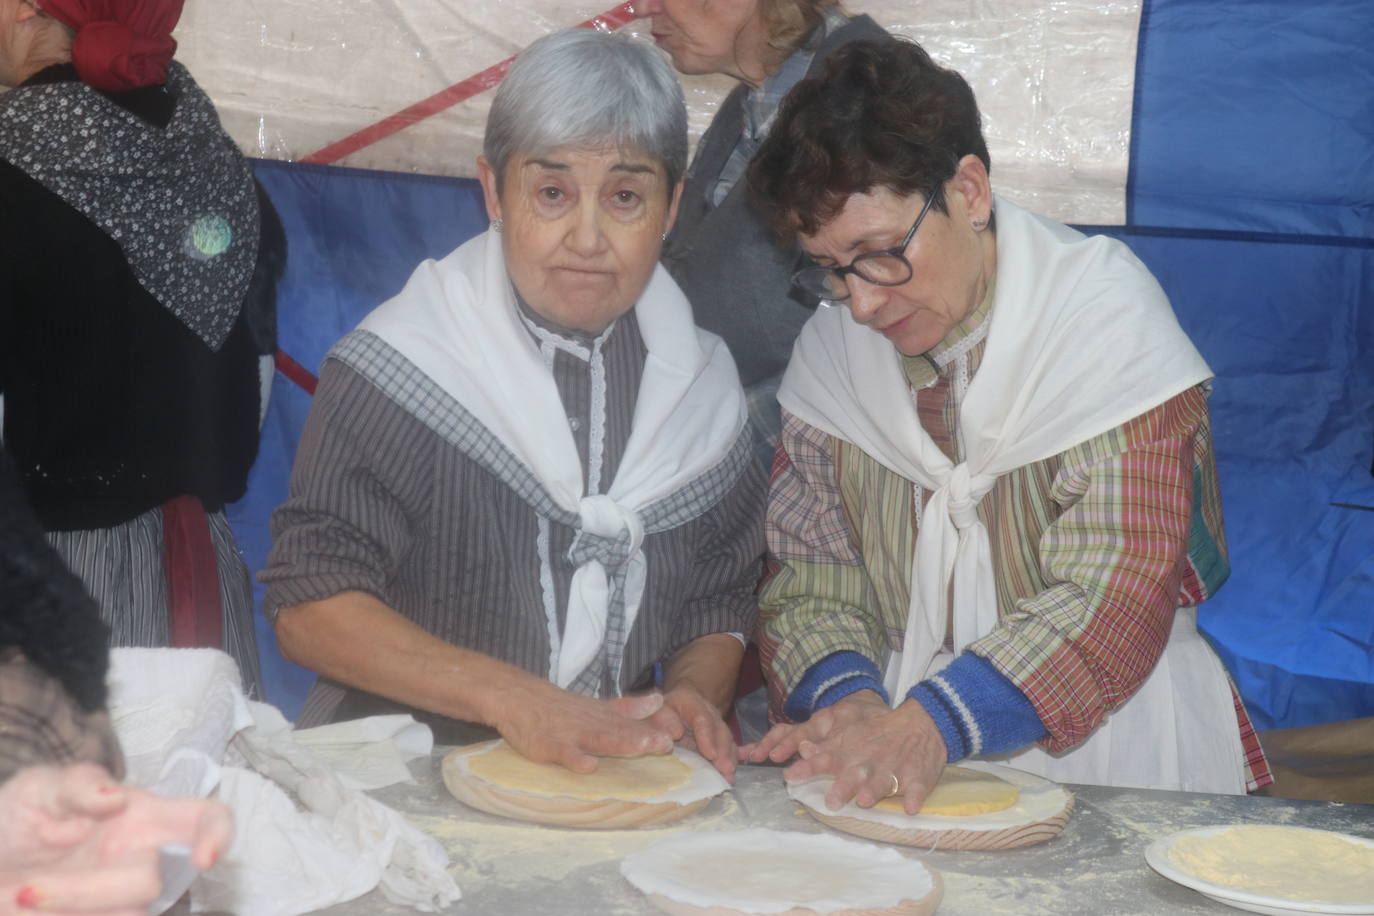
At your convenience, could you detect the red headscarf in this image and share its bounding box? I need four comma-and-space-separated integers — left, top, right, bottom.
36, 0, 184, 92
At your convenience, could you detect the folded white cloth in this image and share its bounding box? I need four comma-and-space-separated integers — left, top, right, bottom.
293, 713, 433, 791
106, 649, 460, 915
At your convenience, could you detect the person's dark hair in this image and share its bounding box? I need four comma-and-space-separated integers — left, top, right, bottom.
748, 36, 990, 243
0, 447, 111, 713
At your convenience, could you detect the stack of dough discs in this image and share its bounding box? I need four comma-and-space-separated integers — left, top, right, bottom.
789, 762, 1073, 851
441, 740, 728, 829
621, 828, 943, 916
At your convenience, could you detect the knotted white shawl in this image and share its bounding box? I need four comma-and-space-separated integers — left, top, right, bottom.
779, 196, 1213, 699
358, 230, 746, 690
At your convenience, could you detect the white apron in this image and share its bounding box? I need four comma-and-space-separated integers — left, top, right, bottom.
779, 197, 1246, 793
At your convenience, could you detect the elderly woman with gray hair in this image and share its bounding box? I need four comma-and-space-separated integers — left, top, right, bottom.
263, 29, 766, 779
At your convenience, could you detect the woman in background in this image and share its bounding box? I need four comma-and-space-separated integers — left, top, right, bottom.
639, 0, 887, 458
0, 0, 286, 697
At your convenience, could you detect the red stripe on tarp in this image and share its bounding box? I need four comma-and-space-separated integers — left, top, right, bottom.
274, 348, 318, 395
301, 3, 639, 166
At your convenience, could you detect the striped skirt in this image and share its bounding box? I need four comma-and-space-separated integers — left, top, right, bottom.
47, 507, 263, 700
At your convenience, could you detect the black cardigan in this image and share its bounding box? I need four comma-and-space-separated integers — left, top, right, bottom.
0, 65, 286, 531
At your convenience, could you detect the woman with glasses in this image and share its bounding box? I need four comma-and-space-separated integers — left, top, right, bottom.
740, 37, 1271, 809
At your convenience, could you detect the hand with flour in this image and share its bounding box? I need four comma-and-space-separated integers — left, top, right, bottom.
742, 690, 948, 813
493, 681, 676, 775
0, 764, 232, 916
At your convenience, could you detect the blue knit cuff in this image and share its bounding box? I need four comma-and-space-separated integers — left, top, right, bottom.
785, 651, 890, 722
907, 652, 1047, 762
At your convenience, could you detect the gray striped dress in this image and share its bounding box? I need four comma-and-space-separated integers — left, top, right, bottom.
262, 305, 767, 728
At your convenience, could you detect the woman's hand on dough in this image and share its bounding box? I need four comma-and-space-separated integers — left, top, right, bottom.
650, 685, 737, 783
740, 688, 889, 766
495, 684, 675, 774
0, 763, 232, 916
741, 692, 947, 813
789, 695, 947, 813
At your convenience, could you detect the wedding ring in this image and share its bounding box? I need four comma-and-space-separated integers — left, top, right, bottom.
888, 773, 901, 798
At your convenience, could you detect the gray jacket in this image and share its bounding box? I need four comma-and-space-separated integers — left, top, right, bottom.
663, 15, 889, 389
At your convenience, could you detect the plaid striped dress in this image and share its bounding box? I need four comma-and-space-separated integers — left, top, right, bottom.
758, 295, 1272, 790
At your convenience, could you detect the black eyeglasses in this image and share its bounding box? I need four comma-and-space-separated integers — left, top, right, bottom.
792, 184, 945, 303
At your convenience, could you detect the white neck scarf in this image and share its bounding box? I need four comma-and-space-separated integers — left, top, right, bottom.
779, 196, 1212, 700
359, 230, 747, 690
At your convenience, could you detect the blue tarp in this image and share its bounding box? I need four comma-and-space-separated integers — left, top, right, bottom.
227, 161, 488, 719
228, 0, 1374, 728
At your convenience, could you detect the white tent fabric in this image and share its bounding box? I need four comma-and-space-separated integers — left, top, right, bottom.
173, 0, 1142, 224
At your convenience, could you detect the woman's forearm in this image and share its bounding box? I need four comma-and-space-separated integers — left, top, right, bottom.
273, 590, 545, 726
662, 632, 746, 715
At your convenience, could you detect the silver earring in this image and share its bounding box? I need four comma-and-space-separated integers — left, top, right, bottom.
971, 218, 987, 229
492, 218, 504, 233
661, 232, 668, 241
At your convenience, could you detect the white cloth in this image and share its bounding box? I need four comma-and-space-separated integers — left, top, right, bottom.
293, 714, 433, 791
106, 649, 461, 915
359, 229, 746, 689
779, 196, 1244, 792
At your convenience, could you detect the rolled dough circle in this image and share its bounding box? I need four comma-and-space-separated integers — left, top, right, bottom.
466, 740, 692, 800
1164, 825, 1374, 905
788, 761, 1073, 851
875, 765, 1020, 816
622, 828, 943, 916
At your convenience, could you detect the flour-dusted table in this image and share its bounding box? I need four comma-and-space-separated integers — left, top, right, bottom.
316, 752, 1372, 915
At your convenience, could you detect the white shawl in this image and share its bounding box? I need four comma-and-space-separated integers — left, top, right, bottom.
779, 196, 1213, 699
358, 230, 747, 690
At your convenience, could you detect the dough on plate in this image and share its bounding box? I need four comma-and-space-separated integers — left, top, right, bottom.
875, 765, 1021, 816
1168, 825, 1374, 904
466, 742, 692, 800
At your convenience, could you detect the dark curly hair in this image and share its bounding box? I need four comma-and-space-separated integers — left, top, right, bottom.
748, 36, 990, 243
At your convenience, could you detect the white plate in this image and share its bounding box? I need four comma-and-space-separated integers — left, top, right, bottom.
620, 828, 941, 915
1144, 825, 1374, 916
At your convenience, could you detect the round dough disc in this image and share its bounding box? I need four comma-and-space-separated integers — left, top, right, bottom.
466, 741, 692, 800
788, 762, 1074, 850
875, 765, 1020, 816
621, 828, 943, 916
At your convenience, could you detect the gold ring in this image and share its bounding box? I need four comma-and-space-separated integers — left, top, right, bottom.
888, 773, 900, 798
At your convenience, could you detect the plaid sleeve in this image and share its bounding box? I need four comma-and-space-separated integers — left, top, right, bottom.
0, 650, 125, 786
757, 412, 890, 722
968, 386, 1220, 753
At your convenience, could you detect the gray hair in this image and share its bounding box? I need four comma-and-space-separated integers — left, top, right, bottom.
483, 29, 688, 195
